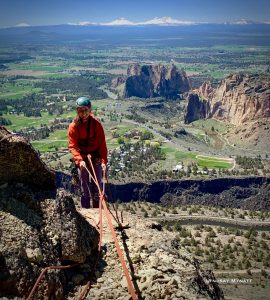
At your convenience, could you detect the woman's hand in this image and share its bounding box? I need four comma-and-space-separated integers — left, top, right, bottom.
101, 163, 107, 174
79, 161, 87, 169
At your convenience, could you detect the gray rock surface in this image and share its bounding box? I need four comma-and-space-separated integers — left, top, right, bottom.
0, 126, 55, 189
77, 208, 224, 300
0, 187, 99, 299
42, 190, 99, 263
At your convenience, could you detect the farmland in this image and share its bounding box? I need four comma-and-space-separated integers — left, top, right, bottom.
0, 24, 270, 178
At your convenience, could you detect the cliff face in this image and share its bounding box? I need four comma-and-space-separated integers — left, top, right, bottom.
185, 74, 270, 125
184, 94, 210, 124
108, 177, 270, 211
124, 64, 191, 98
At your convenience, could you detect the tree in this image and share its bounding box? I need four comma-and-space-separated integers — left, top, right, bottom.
117, 136, 125, 144
141, 130, 154, 140
143, 211, 148, 218
0, 117, 12, 125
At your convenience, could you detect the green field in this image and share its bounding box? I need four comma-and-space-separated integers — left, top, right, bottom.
197, 155, 233, 169
30, 129, 69, 152
160, 145, 197, 169
4, 111, 75, 131
7, 62, 65, 73
0, 81, 43, 100
31, 140, 67, 152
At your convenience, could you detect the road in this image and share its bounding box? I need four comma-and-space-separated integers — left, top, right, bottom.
124, 119, 236, 168
150, 214, 270, 230
123, 118, 192, 152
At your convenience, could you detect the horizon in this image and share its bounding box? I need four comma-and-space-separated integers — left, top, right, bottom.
3, 17, 270, 29
1, 0, 270, 28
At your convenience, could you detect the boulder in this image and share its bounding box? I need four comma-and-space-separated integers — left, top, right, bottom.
42, 190, 99, 263
0, 161, 99, 299
0, 126, 55, 189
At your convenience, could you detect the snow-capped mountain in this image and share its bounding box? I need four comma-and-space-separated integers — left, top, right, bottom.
100, 18, 136, 26
6, 17, 270, 29
72, 16, 197, 26
224, 19, 266, 25
15, 23, 31, 27
139, 16, 196, 25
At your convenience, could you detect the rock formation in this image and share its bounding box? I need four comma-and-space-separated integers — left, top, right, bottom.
184, 94, 210, 124
111, 75, 127, 88
0, 126, 55, 189
124, 63, 191, 99
0, 187, 99, 299
0, 127, 100, 298
185, 73, 270, 125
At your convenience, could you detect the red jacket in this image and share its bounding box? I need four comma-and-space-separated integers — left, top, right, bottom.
68, 114, 108, 166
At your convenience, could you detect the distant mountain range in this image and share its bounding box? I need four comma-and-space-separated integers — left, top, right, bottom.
1, 20, 269, 47
69, 17, 198, 26
8, 17, 270, 28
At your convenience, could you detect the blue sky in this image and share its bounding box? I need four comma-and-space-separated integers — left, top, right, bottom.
1, 0, 270, 27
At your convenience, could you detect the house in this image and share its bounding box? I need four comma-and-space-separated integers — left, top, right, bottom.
172, 164, 183, 172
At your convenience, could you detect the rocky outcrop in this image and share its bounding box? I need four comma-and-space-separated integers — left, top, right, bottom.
184, 93, 210, 123
0, 126, 55, 189
124, 64, 191, 99
0, 128, 99, 299
0, 187, 99, 299
42, 190, 99, 263
111, 75, 126, 88
185, 74, 270, 125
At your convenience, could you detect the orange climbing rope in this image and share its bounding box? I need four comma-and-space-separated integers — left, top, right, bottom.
77, 155, 138, 300
27, 155, 138, 300
27, 264, 79, 300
